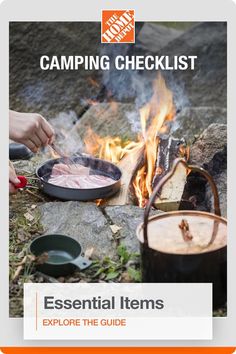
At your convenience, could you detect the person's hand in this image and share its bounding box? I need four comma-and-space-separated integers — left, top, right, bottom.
9, 161, 20, 194
9, 110, 55, 153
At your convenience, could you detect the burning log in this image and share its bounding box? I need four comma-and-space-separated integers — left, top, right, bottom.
152, 137, 189, 211
106, 144, 145, 206
106, 136, 189, 209
84, 73, 189, 211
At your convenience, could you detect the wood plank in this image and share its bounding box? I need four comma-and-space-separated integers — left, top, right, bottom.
153, 137, 188, 211
106, 144, 145, 206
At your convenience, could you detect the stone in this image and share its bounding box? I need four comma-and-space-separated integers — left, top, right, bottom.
38, 201, 116, 259
159, 22, 227, 108
190, 123, 227, 217
9, 22, 102, 117
137, 23, 184, 53
74, 102, 139, 141
105, 205, 143, 254
172, 106, 227, 143
105, 205, 162, 254
206, 170, 227, 218
190, 123, 227, 173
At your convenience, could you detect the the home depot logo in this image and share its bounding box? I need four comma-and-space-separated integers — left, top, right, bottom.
101, 10, 135, 43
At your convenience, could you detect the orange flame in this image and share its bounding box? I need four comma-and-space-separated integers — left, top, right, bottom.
84, 128, 141, 164
84, 73, 176, 207
133, 74, 176, 206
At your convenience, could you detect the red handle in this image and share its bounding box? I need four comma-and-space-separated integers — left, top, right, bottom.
15, 175, 28, 189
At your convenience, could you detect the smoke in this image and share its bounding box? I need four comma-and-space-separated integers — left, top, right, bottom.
163, 71, 190, 135
51, 110, 77, 133
100, 44, 189, 135
126, 110, 142, 133
49, 110, 84, 155
163, 71, 190, 112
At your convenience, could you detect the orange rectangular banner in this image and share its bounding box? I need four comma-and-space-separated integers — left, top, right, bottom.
1, 348, 236, 353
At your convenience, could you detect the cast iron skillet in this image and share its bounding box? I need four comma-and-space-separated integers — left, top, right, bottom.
36, 155, 122, 201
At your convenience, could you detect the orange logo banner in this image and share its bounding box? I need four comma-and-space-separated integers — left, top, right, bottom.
1, 348, 236, 353
101, 10, 135, 43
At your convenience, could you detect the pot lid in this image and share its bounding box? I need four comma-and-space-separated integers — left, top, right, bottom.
137, 211, 227, 255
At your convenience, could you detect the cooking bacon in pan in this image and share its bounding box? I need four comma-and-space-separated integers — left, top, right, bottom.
48, 163, 115, 189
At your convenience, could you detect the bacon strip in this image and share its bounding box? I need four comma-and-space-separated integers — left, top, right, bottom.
48, 163, 114, 189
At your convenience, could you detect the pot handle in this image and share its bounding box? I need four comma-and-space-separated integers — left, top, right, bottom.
143, 158, 221, 245
70, 256, 92, 270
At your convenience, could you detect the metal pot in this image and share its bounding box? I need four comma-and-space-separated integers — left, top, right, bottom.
136, 158, 227, 309
30, 234, 92, 277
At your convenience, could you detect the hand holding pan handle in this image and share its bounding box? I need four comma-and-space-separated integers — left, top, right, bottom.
143, 158, 221, 246
14, 175, 28, 189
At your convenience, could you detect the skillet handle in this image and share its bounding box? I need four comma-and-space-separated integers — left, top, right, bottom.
70, 256, 92, 270
15, 175, 28, 189
143, 158, 221, 246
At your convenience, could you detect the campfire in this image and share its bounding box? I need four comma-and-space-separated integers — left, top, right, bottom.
84, 73, 189, 208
